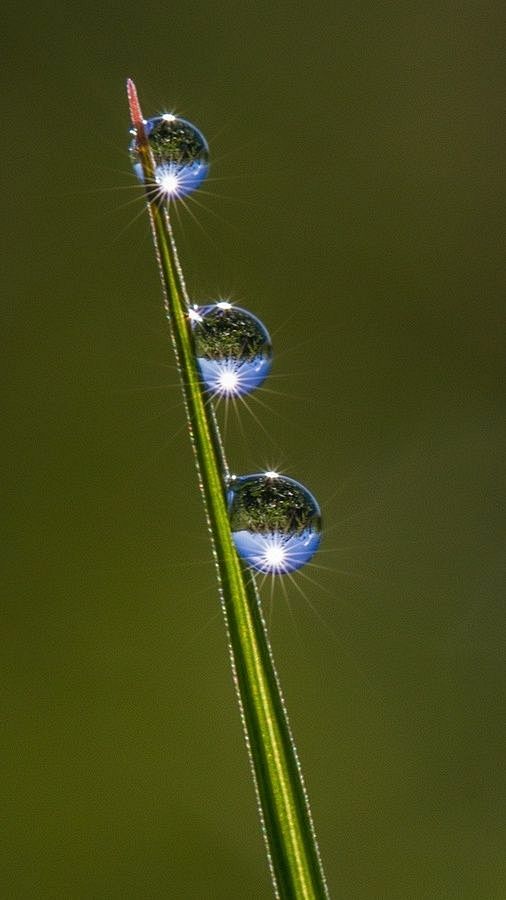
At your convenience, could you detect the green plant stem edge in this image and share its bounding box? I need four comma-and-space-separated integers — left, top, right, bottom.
127, 79, 329, 900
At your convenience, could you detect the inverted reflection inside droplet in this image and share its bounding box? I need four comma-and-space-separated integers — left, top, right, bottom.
228, 473, 322, 574
192, 304, 272, 397
130, 115, 209, 198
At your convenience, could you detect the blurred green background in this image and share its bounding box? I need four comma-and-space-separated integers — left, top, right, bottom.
3, 1, 505, 897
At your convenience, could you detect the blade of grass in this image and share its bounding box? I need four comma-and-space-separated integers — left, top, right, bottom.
126, 79, 329, 899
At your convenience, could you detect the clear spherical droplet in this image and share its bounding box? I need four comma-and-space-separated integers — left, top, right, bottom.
191, 303, 272, 396
228, 473, 322, 574
130, 114, 209, 197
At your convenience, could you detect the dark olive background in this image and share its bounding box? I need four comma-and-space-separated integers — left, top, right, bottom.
3, 1, 505, 897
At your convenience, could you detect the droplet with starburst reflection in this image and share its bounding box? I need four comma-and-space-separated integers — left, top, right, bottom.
130, 114, 209, 198
191, 302, 272, 397
228, 473, 321, 574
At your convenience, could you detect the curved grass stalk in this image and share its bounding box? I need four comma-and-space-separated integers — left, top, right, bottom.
126, 79, 329, 899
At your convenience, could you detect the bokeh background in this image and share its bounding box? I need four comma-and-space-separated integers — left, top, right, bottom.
3, 1, 505, 897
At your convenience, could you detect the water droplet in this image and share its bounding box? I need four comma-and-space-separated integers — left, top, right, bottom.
228, 473, 321, 574
191, 304, 272, 396
130, 115, 209, 197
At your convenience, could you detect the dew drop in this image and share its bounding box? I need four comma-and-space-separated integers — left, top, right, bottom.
228, 473, 322, 574
130, 115, 209, 197
191, 304, 272, 396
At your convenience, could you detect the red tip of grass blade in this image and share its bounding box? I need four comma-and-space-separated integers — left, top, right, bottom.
126, 78, 143, 128
126, 78, 152, 174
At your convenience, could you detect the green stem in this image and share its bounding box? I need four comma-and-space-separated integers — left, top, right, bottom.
127, 79, 329, 899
